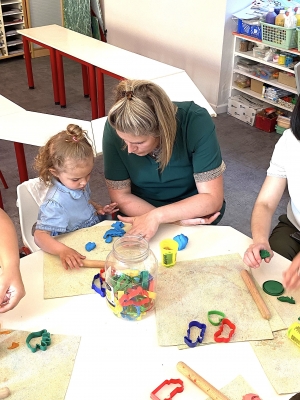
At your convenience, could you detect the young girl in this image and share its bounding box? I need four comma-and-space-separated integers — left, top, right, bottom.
33, 124, 118, 270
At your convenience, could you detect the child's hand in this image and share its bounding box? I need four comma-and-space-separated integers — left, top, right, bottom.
102, 202, 119, 215
59, 247, 86, 270
0, 271, 25, 313
90, 200, 119, 215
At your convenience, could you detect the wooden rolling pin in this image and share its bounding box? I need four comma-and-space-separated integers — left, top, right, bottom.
240, 269, 271, 320
176, 362, 229, 400
82, 259, 106, 268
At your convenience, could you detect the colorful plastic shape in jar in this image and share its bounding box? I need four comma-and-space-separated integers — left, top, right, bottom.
105, 235, 157, 321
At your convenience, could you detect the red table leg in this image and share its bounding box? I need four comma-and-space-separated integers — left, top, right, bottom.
88, 65, 98, 120
14, 143, 28, 183
56, 51, 66, 108
0, 170, 8, 189
22, 36, 34, 89
0, 190, 3, 210
96, 68, 105, 118
49, 48, 60, 105
96, 68, 105, 117
82, 65, 89, 98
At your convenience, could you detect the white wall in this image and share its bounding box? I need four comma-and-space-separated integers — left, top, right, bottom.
100, 0, 251, 113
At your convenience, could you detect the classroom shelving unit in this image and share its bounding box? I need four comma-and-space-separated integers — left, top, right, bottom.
231, 33, 299, 113
0, 0, 25, 60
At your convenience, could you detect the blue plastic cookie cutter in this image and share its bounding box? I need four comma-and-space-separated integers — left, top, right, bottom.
26, 329, 51, 353
184, 321, 206, 347
173, 234, 188, 250
91, 273, 106, 297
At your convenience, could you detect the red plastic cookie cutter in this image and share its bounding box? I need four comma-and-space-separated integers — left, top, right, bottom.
214, 318, 236, 343
242, 394, 261, 400
150, 379, 184, 400
119, 287, 151, 307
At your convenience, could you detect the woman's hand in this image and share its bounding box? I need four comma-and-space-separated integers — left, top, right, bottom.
117, 212, 160, 241
0, 271, 25, 313
59, 246, 86, 270
243, 243, 273, 269
175, 212, 220, 226
282, 253, 300, 290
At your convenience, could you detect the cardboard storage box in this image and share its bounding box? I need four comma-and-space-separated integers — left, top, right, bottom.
250, 78, 264, 94
255, 111, 277, 133
278, 72, 296, 88
228, 95, 266, 126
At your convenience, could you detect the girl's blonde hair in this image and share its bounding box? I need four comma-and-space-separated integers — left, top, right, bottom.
108, 79, 177, 171
34, 124, 93, 185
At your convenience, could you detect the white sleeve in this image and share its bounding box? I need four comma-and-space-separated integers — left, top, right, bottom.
267, 129, 289, 178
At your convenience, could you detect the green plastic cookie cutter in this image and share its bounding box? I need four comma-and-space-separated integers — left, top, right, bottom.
207, 310, 225, 326
26, 329, 51, 353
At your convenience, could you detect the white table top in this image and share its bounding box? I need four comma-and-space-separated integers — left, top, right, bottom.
0, 95, 24, 117
1, 222, 294, 399
0, 110, 94, 148
17, 25, 183, 81
151, 71, 217, 117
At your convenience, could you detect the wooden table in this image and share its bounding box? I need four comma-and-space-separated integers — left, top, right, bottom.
1, 222, 295, 399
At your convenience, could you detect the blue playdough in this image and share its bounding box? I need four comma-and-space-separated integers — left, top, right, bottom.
103, 227, 126, 243
173, 234, 188, 250
85, 241, 96, 252
111, 221, 125, 231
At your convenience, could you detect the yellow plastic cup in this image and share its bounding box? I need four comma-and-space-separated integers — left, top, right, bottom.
160, 239, 178, 267
287, 322, 300, 349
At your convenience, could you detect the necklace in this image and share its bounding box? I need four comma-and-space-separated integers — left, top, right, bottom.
149, 147, 160, 160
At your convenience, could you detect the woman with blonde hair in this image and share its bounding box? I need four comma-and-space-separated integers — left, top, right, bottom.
103, 79, 226, 240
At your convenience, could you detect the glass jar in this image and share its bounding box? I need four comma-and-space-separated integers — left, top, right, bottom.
105, 235, 158, 321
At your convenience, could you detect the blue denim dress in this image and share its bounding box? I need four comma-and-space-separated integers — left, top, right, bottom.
36, 180, 103, 236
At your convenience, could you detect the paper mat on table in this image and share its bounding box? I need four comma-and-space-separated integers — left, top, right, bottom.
43, 223, 130, 299
251, 329, 300, 395
156, 253, 279, 347
204, 375, 259, 400
0, 328, 80, 400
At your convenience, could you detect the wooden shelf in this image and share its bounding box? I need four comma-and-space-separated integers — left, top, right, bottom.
0, 0, 25, 60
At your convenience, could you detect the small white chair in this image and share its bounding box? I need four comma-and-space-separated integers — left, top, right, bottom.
17, 178, 48, 253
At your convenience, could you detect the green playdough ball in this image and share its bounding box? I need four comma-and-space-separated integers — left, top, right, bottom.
260, 249, 270, 259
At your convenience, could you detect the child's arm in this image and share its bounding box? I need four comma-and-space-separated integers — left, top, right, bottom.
0, 209, 25, 313
34, 229, 86, 270
89, 200, 119, 215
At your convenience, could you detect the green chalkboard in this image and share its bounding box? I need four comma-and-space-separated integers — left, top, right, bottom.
62, 0, 92, 37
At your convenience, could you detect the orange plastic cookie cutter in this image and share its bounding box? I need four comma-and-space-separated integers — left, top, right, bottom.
214, 318, 236, 343
150, 379, 184, 400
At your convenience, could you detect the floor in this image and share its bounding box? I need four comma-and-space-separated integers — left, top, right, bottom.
0, 55, 290, 248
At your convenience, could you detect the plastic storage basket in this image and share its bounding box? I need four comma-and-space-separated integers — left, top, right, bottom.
275, 125, 286, 135
237, 19, 262, 40
261, 22, 297, 49
297, 27, 300, 51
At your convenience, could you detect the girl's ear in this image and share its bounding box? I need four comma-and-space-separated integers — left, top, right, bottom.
49, 168, 58, 178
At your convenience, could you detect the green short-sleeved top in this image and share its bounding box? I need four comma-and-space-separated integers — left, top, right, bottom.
103, 101, 225, 217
